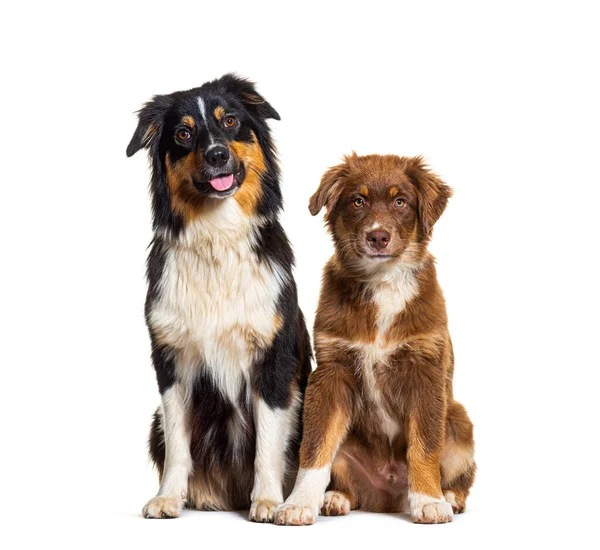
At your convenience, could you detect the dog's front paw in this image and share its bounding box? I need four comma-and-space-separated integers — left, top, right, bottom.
274, 503, 316, 526
249, 499, 281, 523
142, 496, 183, 519
321, 491, 351, 516
409, 493, 453, 524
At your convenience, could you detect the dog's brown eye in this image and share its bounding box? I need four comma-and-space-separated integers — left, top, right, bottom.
395, 198, 405, 208
177, 129, 191, 141
354, 198, 364, 208
223, 116, 237, 128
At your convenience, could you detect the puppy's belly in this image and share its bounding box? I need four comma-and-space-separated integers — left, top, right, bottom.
334, 440, 409, 513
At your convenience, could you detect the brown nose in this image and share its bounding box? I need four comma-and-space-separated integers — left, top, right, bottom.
366, 230, 390, 251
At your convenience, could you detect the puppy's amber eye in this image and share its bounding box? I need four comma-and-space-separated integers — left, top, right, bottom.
223, 116, 237, 128
353, 198, 365, 208
395, 198, 405, 208
177, 129, 191, 141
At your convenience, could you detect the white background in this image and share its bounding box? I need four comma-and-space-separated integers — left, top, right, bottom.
1, 1, 598, 548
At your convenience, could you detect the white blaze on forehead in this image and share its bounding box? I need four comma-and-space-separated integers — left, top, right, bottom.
197, 95, 215, 144
197, 96, 208, 124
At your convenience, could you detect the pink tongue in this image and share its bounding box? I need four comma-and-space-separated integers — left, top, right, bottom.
208, 174, 234, 191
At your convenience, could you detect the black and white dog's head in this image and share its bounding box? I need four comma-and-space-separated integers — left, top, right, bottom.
127, 74, 281, 236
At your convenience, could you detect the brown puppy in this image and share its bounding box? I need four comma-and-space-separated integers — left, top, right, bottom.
275, 153, 475, 525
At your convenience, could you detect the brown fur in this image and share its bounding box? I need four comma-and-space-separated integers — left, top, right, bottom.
163, 130, 267, 221
302, 154, 475, 520
213, 106, 225, 120
181, 115, 195, 128
230, 132, 267, 215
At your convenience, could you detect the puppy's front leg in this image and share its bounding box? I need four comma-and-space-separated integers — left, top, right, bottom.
143, 382, 192, 518
249, 396, 298, 522
275, 365, 354, 526
406, 409, 453, 524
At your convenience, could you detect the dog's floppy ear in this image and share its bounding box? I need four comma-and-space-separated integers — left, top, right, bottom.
406, 156, 452, 236
126, 95, 172, 157
222, 73, 280, 121
309, 162, 348, 216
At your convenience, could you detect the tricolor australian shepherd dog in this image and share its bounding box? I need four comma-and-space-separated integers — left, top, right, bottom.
275, 154, 476, 525
127, 74, 311, 521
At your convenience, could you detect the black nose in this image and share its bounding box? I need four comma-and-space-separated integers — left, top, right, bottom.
366, 230, 390, 251
205, 145, 230, 168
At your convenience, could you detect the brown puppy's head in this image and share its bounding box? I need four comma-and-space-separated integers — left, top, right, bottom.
309, 153, 452, 271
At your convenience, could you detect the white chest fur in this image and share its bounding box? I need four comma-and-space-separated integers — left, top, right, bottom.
149, 201, 286, 405
358, 264, 420, 442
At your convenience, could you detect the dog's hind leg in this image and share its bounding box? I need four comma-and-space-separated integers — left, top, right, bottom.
143, 382, 192, 519
440, 400, 476, 514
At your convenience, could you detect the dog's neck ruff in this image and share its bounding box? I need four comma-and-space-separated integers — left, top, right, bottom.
158, 198, 269, 252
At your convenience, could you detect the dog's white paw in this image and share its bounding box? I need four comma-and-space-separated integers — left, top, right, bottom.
142, 496, 183, 519
249, 499, 281, 523
274, 503, 317, 526
409, 493, 453, 524
321, 491, 351, 516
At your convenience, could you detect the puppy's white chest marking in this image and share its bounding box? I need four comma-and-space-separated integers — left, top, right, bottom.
359, 266, 420, 442
149, 202, 285, 404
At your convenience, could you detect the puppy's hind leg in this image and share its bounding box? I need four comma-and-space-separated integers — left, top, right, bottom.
440, 400, 476, 514
143, 381, 192, 519
321, 454, 357, 516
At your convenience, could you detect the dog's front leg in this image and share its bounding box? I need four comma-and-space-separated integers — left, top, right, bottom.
143, 382, 192, 518
249, 396, 298, 522
274, 365, 354, 526
406, 391, 453, 524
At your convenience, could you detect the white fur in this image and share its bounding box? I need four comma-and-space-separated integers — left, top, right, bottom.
197, 96, 207, 124
143, 383, 192, 517
409, 490, 453, 523
278, 466, 331, 518
316, 263, 420, 442
443, 490, 457, 508
362, 264, 419, 440
150, 201, 286, 409
197, 95, 216, 145
251, 395, 300, 504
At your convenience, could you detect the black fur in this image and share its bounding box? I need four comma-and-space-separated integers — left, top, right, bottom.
127, 74, 283, 238
130, 74, 311, 512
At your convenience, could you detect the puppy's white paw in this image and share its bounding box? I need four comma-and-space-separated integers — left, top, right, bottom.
249, 499, 281, 523
321, 491, 351, 516
274, 503, 316, 526
409, 493, 453, 524
142, 496, 183, 519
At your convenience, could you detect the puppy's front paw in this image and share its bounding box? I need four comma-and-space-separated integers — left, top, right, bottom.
142, 496, 183, 519
409, 493, 453, 524
321, 491, 351, 516
249, 499, 281, 523
274, 503, 316, 526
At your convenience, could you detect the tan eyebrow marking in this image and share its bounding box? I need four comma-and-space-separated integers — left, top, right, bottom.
359, 185, 369, 196
214, 106, 226, 120
389, 187, 399, 198
181, 116, 195, 128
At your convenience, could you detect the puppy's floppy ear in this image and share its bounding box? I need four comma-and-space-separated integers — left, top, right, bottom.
221, 73, 280, 121
309, 162, 347, 216
406, 156, 453, 236
126, 95, 172, 157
